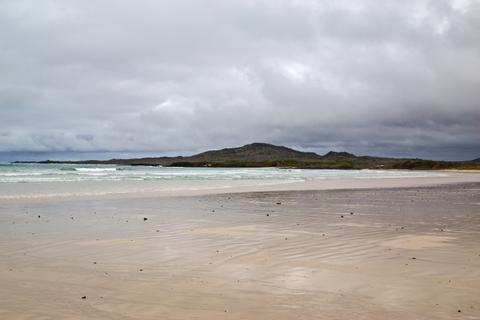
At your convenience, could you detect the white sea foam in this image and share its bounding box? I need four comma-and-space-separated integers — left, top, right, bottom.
74, 167, 117, 172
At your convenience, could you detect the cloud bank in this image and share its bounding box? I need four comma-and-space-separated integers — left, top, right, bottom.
1, 0, 479, 160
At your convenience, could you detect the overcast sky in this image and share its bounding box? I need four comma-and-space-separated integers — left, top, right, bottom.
1, 0, 479, 161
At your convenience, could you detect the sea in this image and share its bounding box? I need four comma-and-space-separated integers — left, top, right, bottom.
0, 163, 455, 200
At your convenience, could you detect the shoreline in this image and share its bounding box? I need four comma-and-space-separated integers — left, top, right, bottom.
1, 173, 480, 203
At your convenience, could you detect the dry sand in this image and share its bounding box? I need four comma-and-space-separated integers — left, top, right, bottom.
0, 180, 479, 319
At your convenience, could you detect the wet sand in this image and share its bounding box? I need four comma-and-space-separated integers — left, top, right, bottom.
1, 183, 480, 319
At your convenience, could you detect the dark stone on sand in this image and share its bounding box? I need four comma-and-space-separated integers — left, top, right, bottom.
212, 210, 215, 212
266, 213, 269, 216
276, 202, 281, 205
458, 309, 461, 313
143, 217, 148, 221
350, 212, 354, 215
139, 268, 143, 271
412, 257, 416, 260
340, 215, 344, 218
37, 215, 41, 218
81, 296, 86, 299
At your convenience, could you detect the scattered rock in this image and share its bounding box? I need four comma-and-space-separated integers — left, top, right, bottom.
412, 257, 417, 260
81, 296, 86, 299
143, 217, 148, 221
266, 213, 270, 217
139, 269, 143, 271
37, 215, 41, 218
340, 215, 344, 218
276, 202, 281, 205
350, 212, 354, 215
458, 309, 461, 313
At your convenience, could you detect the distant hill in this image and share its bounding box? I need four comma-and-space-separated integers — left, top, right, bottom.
189, 143, 323, 162
17, 142, 480, 170
471, 158, 480, 163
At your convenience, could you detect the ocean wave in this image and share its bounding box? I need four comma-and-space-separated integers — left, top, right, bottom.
74, 167, 117, 172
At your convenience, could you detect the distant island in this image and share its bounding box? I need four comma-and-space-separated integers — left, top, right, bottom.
16, 143, 480, 170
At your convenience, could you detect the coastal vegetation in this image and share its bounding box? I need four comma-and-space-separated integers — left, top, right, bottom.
21, 143, 480, 170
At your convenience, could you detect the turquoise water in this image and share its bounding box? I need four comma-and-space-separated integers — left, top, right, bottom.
0, 163, 452, 199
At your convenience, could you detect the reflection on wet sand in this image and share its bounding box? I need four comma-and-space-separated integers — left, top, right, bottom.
1, 184, 479, 319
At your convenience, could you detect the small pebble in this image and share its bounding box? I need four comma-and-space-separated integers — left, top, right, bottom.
81, 296, 86, 299
143, 217, 148, 221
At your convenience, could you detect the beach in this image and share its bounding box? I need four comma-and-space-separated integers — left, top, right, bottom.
1, 174, 480, 319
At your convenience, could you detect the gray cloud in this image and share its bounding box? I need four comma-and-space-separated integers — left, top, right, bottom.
0, 0, 479, 160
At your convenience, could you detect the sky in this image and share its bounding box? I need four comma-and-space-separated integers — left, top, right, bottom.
1, 0, 479, 161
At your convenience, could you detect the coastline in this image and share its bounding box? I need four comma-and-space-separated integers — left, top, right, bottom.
1, 171, 480, 203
